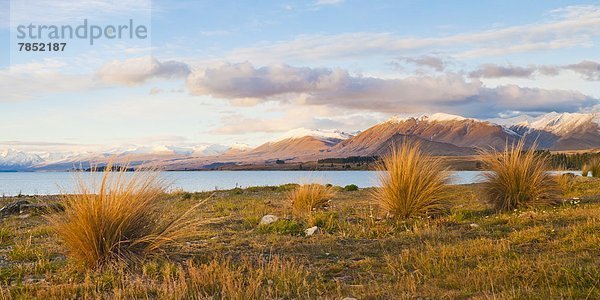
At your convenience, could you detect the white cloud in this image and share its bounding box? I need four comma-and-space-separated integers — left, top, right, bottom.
469, 60, 600, 81
469, 64, 536, 78
186, 62, 599, 118
0, 60, 96, 102
394, 55, 447, 72
186, 62, 348, 99
564, 60, 600, 81
224, 5, 600, 62
96, 56, 190, 85
213, 104, 379, 135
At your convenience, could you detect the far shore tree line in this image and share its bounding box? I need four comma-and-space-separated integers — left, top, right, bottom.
317, 151, 600, 170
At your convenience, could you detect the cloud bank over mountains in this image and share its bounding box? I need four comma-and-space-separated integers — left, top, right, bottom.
96, 59, 598, 118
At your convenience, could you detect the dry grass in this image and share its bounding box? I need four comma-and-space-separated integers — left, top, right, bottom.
183, 256, 314, 299
556, 173, 577, 195
47, 165, 205, 268
288, 184, 337, 219
582, 157, 600, 177
372, 141, 450, 219
479, 139, 560, 211
1, 179, 599, 299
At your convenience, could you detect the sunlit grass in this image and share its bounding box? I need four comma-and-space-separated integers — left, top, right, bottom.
582, 157, 600, 178
47, 164, 205, 268
479, 139, 560, 211
0, 180, 598, 299
288, 183, 337, 219
555, 170, 577, 196
372, 141, 450, 219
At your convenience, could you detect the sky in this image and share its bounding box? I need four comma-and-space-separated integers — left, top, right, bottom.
0, 0, 599, 153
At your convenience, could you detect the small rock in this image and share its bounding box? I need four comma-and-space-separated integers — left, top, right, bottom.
259, 214, 279, 225
304, 226, 319, 236
470, 223, 480, 228
342, 298, 358, 300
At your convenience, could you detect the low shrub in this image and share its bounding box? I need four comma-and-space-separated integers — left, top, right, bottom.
257, 219, 304, 236
343, 184, 359, 191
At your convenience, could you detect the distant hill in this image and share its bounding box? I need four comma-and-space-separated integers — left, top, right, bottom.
6, 112, 600, 171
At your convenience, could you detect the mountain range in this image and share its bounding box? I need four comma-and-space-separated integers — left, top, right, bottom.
2, 112, 599, 171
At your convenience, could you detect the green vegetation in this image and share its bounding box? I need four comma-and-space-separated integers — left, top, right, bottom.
257, 219, 304, 236
343, 184, 359, 191
0, 174, 598, 298
479, 140, 560, 211
318, 151, 600, 172
373, 142, 450, 218
317, 156, 378, 164
0, 227, 13, 245
541, 151, 600, 170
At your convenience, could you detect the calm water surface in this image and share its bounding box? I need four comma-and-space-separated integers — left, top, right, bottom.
0, 170, 580, 196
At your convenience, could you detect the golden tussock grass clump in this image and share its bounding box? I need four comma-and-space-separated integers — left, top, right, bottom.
48, 164, 204, 268
479, 139, 560, 211
555, 172, 577, 195
581, 157, 600, 177
289, 183, 337, 218
372, 141, 451, 219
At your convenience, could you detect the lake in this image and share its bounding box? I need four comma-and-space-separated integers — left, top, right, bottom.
0, 170, 581, 196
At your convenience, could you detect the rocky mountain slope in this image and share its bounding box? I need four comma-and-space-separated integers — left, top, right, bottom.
510, 112, 600, 150
4, 112, 599, 171
332, 113, 520, 157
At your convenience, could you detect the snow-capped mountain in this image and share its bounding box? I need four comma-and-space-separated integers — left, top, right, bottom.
388, 112, 471, 123
273, 128, 354, 143
191, 144, 231, 156
5, 111, 600, 171
517, 112, 598, 135
4, 143, 248, 171
332, 111, 600, 158
0, 149, 44, 170
332, 113, 515, 156
216, 128, 356, 163
510, 112, 600, 150
37, 151, 81, 162
222, 143, 253, 155
229, 142, 252, 151
114, 146, 186, 155
105, 144, 231, 156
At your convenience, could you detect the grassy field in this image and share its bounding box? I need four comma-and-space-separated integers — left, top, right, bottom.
0, 178, 599, 299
